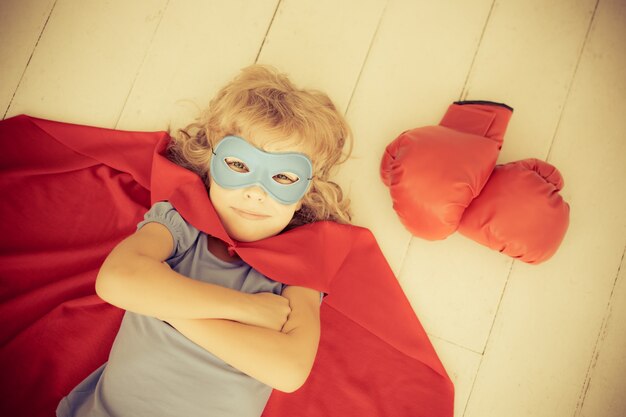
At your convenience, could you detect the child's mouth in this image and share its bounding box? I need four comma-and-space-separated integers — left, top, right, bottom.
232, 207, 270, 220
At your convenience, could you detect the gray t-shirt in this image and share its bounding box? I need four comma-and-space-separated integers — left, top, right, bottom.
57, 201, 285, 417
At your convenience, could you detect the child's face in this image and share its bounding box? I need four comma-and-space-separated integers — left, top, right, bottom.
209, 129, 310, 242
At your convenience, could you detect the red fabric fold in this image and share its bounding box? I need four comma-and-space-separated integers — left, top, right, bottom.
0, 115, 453, 417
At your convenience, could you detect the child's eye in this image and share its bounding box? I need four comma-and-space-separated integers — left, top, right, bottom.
224, 157, 249, 173
273, 173, 299, 185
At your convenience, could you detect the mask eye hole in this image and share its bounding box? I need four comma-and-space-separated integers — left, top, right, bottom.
224, 157, 249, 173
273, 172, 299, 185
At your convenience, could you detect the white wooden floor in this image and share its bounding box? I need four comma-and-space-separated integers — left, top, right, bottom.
2, 1, 625, 416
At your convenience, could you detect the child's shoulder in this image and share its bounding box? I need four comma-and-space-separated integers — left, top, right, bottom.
143, 201, 184, 225
140, 201, 202, 253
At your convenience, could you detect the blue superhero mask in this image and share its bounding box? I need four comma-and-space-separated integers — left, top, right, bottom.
210, 135, 313, 205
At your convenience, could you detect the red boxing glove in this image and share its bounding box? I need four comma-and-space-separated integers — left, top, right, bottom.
381, 101, 513, 240
458, 159, 570, 264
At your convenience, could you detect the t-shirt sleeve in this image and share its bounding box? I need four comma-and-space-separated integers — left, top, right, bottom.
137, 201, 200, 259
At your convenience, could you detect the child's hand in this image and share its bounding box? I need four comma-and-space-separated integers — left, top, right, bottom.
246, 292, 292, 331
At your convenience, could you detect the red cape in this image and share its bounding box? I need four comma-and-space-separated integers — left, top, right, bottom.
0, 115, 454, 417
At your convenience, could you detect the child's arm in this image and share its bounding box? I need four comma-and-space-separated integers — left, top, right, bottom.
96, 222, 290, 330
165, 285, 321, 393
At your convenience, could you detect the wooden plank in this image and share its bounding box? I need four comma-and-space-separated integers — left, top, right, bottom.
5, 0, 168, 127
335, 0, 494, 274
401, 235, 512, 353
117, 0, 279, 131
461, 0, 597, 162
430, 336, 482, 417
577, 248, 626, 417
0, 0, 55, 118
465, 0, 626, 415
257, 0, 386, 113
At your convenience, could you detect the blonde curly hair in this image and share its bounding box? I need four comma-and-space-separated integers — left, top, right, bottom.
167, 64, 353, 228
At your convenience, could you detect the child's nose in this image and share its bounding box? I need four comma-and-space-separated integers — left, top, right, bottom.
244, 185, 267, 202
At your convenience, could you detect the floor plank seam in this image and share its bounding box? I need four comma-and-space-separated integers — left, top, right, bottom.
114, 0, 170, 129
428, 332, 483, 356
480, 259, 514, 356
460, 258, 514, 417
545, 0, 599, 162
459, 0, 496, 101
344, 0, 389, 116
3, 0, 58, 120
573, 243, 626, 417
396, 234, 413, 279
254, 0, 282, 64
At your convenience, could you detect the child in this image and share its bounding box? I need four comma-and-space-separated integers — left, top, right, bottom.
56, 65, 353, 417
